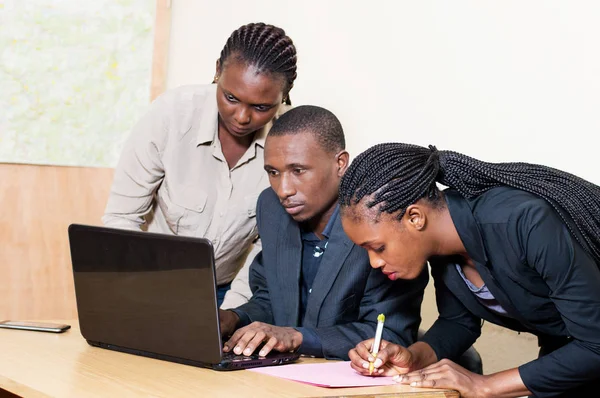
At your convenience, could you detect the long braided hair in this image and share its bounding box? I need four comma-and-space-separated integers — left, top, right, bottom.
339, 142, 600, 263
214, 22, 297, 105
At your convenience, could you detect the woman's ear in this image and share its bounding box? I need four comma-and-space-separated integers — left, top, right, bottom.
405, 204, 427, 231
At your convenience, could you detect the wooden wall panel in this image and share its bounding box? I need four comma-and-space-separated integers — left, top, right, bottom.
150, 0, 172, 101
0, 163, 114, 320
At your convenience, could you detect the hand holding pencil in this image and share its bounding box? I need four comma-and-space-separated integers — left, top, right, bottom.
368, 313, 385, 375
348, 317, 413, 377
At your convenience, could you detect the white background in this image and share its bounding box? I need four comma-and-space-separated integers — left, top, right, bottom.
166, 1, 600, 183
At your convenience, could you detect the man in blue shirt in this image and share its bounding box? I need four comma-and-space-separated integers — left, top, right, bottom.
217, 105, 429, 360
298, 205, 337, 327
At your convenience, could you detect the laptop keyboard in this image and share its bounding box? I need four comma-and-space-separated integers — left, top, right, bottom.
222, 351, 261, 361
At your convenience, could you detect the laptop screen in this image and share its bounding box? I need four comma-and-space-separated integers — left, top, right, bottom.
68, 224, 223, 364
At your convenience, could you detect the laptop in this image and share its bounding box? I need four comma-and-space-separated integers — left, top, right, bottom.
67, 223, 300, 371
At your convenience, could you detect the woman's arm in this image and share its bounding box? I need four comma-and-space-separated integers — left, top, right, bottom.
399, 362, 530, 398
220, 238, 261, 309
507, 202, 600, 395
102, 96, 169, 230
419, 261, 482, 361
350, 338, 532, 398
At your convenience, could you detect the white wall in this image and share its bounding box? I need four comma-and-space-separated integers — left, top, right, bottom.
167, 1, 600, 184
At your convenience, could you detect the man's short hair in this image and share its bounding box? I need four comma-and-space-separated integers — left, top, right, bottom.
268, 105, 345, 153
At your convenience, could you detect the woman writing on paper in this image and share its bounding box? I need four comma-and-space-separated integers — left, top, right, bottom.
339, 142, 600, 397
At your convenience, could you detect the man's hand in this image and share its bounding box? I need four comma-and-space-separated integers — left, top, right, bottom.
219, 309, 240, 338
223, 322, 303, 357
348, 338, 413, 376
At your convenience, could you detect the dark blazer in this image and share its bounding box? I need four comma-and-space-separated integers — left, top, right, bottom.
421, 187, 600, 397
234, 188, 428, 360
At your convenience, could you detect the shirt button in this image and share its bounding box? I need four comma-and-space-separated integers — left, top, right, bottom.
309, 289, 312, 294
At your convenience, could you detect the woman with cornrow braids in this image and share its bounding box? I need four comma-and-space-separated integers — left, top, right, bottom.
103, 23, 297, 308
339, 143, 600, 397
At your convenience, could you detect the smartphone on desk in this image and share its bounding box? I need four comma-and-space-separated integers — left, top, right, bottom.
0, 320, 71, 333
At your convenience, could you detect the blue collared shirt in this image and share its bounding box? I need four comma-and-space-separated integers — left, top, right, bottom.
294, 205, 339, 356
298, 205, 338, 324
231, 205, 339, 357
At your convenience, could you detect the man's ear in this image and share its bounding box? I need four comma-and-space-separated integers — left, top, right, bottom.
336, 150, 350, 177
404, 204, 427, 232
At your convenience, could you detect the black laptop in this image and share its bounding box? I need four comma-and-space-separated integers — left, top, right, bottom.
67, 223, 300, 371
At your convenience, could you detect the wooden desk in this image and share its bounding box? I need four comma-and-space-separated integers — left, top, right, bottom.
0, 321, 458, 398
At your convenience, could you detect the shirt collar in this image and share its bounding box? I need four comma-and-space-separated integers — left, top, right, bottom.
196, 84, 219, 146
300, 204, 340, 241
444, 189, 489, 266
322, 204, 340, 239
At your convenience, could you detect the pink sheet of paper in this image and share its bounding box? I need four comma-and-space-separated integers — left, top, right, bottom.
247, 361, 396, 388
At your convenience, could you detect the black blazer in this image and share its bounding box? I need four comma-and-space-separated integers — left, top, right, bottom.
421, 187, 600, 397
235, 188, 428, 360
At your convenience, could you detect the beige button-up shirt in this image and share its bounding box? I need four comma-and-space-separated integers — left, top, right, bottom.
103, 84, 283, 307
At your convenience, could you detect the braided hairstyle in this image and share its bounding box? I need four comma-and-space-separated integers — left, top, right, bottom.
216, 22, 297, 105
339, 142, 600, 263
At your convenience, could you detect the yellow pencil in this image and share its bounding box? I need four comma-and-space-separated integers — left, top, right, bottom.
369, 313, 385, 375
